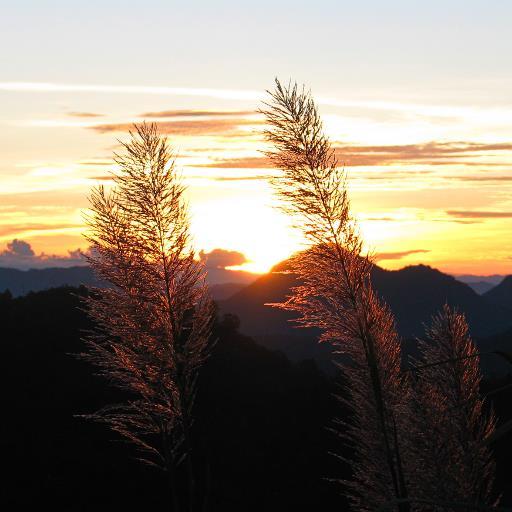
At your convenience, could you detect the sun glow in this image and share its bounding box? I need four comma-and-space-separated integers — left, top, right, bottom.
1, 80, 511, 275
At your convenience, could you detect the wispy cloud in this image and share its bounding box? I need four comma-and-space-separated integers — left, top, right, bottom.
364, 216, 400, 222
67, 111, 104, 118
141, 109, 255, 118
88, 118, 262, 137
199, 156, 272, 169
452, 175, 512, 182
0, 222, 81, 238
4, 82, 512, 122
375, 249, 430, 261
332, 141, 512, 166
446, 210, 512, 219
0, 82, 263, 101
196, 141, 512, 168
78, 159, 113, 166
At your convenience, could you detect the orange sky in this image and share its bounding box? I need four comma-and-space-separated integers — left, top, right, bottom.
2, 2, 512, 275
1, 89, 511, 275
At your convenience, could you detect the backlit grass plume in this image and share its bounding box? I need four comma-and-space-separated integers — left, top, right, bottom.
407, 306, 497, 509
261, 79, 411, 511
261, 79, 498, 512
82, 123, 215, 512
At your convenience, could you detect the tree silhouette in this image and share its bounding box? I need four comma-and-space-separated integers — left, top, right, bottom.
82, 123, 215, 512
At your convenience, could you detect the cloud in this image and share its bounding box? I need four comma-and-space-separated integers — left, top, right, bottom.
141, 109, 255, 118
375, 249, 430, 261
198, 141, 512, 168
89, 118, 262, 137
181, 173, 269, 183
0, 223, 81, 238
5, 239, 34, 257
199, 248, 247, 269
332, 141, 512, 167
67, 111, 104, 118
453, 175, 512, 182
364, 216, 399, 222
446, 210, 512, 219
4, 82, 512, 121
0, 239, 89, 270
199, 156, 272, 169
78, 159, 113, 166
90, 175, 113, 181
0, 82, 263, 101
211, 175, 268, 181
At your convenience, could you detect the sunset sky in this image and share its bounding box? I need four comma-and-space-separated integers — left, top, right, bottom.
1, 0, 512, 275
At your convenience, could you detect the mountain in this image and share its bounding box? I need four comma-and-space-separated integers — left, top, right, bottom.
462, 281, 496, 295
209, 282, 246, 300
0, 266, 101, 297
454, 274, 506, 286
453, 274, 506, 294
370, 265, 512, 338
220, 263, 512, 365
0, 266, 255, 300
484, 275, 512, 309
479, 326, 512, 377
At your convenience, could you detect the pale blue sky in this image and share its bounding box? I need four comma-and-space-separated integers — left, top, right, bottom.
2, 0, 512, 100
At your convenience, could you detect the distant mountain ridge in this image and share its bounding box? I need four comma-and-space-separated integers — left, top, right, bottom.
220, 263, 512, 366
0, 266, 100, 297
454, 274, 506, 294
0, 266, 251, 301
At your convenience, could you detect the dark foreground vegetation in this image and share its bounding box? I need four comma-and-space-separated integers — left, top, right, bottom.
1, 286, 511, 510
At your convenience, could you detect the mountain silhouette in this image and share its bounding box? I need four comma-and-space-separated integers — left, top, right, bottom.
0, 266, 101, 297
484, 275, 512, 309
461, 280, 496, 295
0, 266, 251, 301
220, 262, 512, 365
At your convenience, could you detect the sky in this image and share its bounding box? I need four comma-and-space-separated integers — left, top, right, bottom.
1, 0, 511, 275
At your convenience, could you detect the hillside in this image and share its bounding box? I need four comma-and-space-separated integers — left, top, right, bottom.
220, 263, 512, 364
0, 266, 101, 297
0, 266, 251, 301
484, 275, 512, 309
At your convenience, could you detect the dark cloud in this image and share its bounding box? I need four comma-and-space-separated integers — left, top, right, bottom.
0, 239, 88, 270
446, 210, 512, 219
67, 111, 104, 118
5, 239, 34, 257
141, 110, 255, 118
199, 248, 247, 269
375, 249, 430, 261
89, 118, 262, 137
